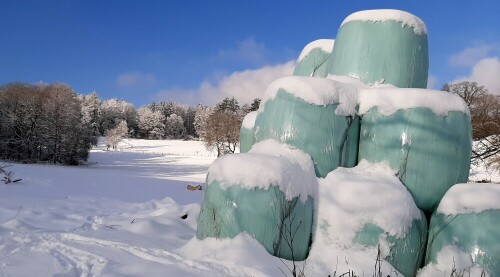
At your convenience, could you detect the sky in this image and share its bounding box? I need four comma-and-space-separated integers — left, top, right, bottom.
0, 1, 499, 107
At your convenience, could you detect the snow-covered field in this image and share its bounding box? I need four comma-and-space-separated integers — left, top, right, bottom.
0, 139, 299, 277
0, 139, 498, 277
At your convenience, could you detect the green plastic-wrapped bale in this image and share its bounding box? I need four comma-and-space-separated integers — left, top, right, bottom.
196, 140, 317, 260
423, 184, 500, 276
239, 111, 257, 153
357, 88, 472, 212
308, 161, 426, 276
254, 76, 359, 178
330, 9, 428, 88
293, 39, 334, 78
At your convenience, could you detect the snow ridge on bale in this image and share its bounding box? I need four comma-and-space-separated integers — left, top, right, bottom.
357, 87, 470, 116
261, 75, 469, 118
260, 76, 359, 116
341, 9, 427, 35
241, 111, 258, 129
297, 39, 334, 62
207, 139, 317, 202
437, 183, 500, 216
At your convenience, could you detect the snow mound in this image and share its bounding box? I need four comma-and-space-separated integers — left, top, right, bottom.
306, 160, 422, 275
241, 111, 258, 129
418, 245, 490, 277
341, 9, 427, 35
316, 160, 421, 242
207, 140, 317, 202
436, 183, 500, 216
297, 39, 334, 62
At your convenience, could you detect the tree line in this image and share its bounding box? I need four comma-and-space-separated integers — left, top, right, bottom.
0, 81, 260, 164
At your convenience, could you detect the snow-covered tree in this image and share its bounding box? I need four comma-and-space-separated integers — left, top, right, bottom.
105, 120, 128, 150
194, 105, 211, 139
138, 107, 166, 139
165, 113, 186, 139
80, 91, 101, 138
99, 99, 138, 137
0, 82, 93, 165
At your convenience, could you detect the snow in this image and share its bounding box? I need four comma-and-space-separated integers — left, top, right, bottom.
1, 138, 495, 276
306, 160, 421, 275
260, 75, 469, 117
241, 111, 257, 129
207, 140, 317, 202
341, 9, 427, 35
260, 76, 359, 116
357, 87, 470, 116
417, 245, 490, 277
296, 39, 334, 62
436, 183, 500, 216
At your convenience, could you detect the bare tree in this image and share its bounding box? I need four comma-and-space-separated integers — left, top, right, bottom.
203, 110, 242, 157
443, 81, 500, 167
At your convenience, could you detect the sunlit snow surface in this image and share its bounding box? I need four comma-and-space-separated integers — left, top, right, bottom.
0, 139, 498, 276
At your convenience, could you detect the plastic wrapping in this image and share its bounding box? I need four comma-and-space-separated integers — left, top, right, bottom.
330, 20, 428, 88
354, 212, 428, 277
196, 181, 313, 261
293, 48, 332, 78
239, 126, 254, 153
358, 107, 472, 212
426, 211, 499, 275
254, 90, 359, 178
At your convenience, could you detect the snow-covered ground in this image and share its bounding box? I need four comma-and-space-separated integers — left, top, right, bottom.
0, 139, 498, 276
0, 139, 297, 277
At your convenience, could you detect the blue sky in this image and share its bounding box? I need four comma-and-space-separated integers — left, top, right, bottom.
1, 1, 499, 107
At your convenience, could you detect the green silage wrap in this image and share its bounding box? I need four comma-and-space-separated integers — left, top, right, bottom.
293, 48, 331, 78
358, 108, 472, 212
239, 126, 253, 153
330, 20, 428, 88
426, 211, 500, 275
254, 90, 359, 178
196, 181, 314, 261
354, 211, 428, 277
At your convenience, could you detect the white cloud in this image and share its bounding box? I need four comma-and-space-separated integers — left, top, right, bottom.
154, 61, 296, 105
449, 44, 498, 67
452, 57, 500, 95
217, 37, 268, 65
116, 72, 157, 88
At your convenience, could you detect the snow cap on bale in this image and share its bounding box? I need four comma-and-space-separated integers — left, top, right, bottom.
239, 111, 258, 153
255, 76, 360, 177
331, 9, 429, 88
307, 160, 426, 277
207, 139, 317, 202
294, 39, 334, 77
425, 183, 500, 276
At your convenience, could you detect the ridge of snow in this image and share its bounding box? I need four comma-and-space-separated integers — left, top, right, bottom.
241, 111, 258, 129
436, 183, 500, 216
341, 9, 427, 35
207, 139, 317, 202
297, 39, 334, 62
260, 76, 359, 116
357, 87, 470, 116
260, 75, 470, 117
